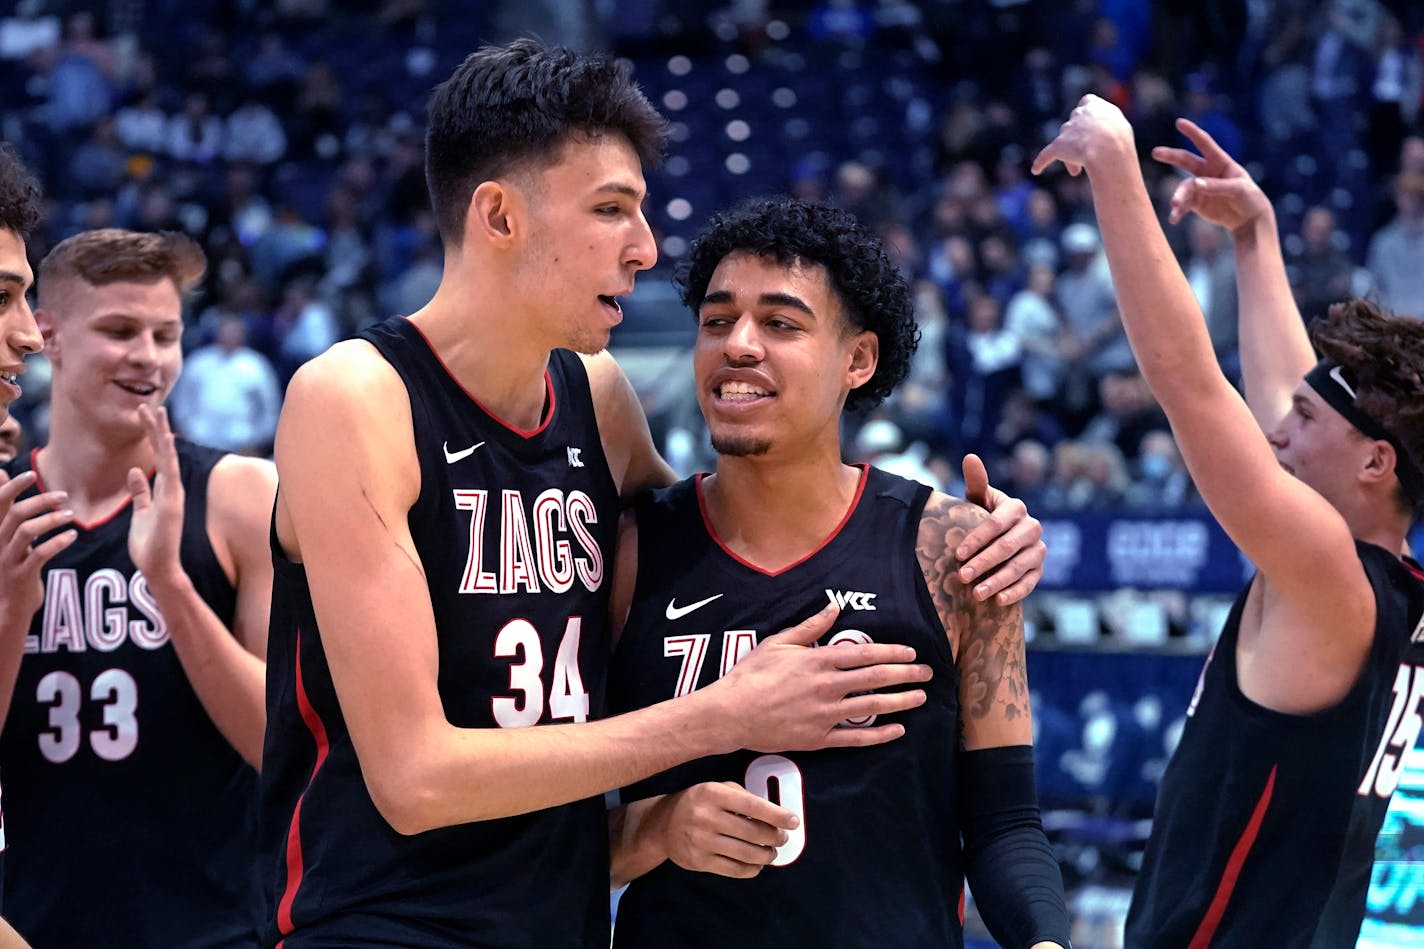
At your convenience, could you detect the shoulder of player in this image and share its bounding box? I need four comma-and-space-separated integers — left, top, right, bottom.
915, 490, 989, 570
279, 340, 413, 458
204, 454, 277, 571
578, 350, 633, 411
286, 338, 406, 412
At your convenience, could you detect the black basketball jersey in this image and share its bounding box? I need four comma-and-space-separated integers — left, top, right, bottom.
0, 441, 262, 948
1126, 541, 1424, 948
608, 466, 965, 949
260, 315, 620, 948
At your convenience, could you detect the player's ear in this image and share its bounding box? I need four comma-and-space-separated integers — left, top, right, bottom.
1363, 439, 1402, 490
845, 329, 878, 391
34, 307, 60, 365
468, 180, 518, 245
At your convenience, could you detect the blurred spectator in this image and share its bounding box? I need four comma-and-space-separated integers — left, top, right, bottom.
39, 12, 116, 133
1366, 14, 1422, 173
1004, 262, 1065, 403
851, 417, 941, 488
67, 116, 127, 200
225, 97, 288, 166
944, 290, 1022, 458
1081, 372, 1167, 462
244, 32, 306, 103
274, 275, 341, 381
1056, 223, 1132, 421
1311, 0, 1376, 187
1127, 429, 1198, 509
167, 92, 224, 164
992, 389, 1067, 468
1366, 172, 1424, 318
289, 62, 345, 161
1072, 441, 1131, 511
892, 281, 950, 444
1005, 439, 1054, 509
170, 313, 282, 455
977, 231, 1023, 307
114, 88, 169, 154
1181, 216, 1238, 373
1286, 205, 1356, 323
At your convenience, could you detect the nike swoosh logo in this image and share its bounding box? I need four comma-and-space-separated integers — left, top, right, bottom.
443, 441, 485, 464
665, 593, 724, 621
1329, 364, 1358, 400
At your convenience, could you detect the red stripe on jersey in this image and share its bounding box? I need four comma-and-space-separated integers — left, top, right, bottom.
401, 316, 556, 438
695, 464, 870, 577
957, 883, 965, 924
1187, 764, 1278, 949
275, 629, 332, 940
1405, 559, 1424, 584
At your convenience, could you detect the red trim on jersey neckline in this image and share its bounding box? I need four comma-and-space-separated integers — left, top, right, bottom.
1187, 763, 1278, 949
693, 464, 870, 578
400, 316, 556, 438
29, 446, 155, 531
275, 629, 332, 943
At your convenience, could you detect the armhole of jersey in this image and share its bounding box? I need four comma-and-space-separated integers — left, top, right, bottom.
906, 483, 956, 667
555, 350, 619, 498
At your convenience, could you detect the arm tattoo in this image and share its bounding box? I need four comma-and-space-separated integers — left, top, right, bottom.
917, 493, 1030, 748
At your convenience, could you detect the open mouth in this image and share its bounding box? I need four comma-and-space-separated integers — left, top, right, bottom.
598, 295, 623, 316
717, 381, 773, 403
115, 381, 158, 396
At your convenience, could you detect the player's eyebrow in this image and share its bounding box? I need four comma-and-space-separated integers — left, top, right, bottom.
701, 289, 814, 315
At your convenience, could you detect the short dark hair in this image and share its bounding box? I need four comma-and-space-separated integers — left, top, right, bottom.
0, 144, 43, 241
39, 229, 207, 306
425, 39, 666, 245
1310, 298, 1424, 519
676, 197, 919, 414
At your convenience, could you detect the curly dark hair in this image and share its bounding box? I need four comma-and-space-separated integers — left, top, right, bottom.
1310, 298, 1424, 519
676, 197, 919, 414
425, 38, 666, 246
0, 143, 43, 241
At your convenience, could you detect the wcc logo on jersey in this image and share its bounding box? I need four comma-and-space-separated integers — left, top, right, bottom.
826, 588, 877, 612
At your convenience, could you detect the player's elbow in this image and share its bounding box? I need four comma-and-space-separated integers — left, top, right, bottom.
364, 759, 447, 836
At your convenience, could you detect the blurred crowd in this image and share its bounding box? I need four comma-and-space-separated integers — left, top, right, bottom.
1, 0, 1421, 517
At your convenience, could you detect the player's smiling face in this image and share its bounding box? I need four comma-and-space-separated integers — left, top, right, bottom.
40, 276, 184, 435
0, 227, 40, 419
693, 251, 876, 458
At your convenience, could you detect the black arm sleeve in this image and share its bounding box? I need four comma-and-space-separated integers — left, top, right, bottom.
958, 744, 1072, 949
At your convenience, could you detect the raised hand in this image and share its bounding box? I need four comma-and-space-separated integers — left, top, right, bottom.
127, 404, 185, 585
1151, 117, 1272, 232
1031, 94, 1135, 179
957, 453, 1045, 605
0, 469, 76, 628
712, 602, 931, 752
655, 782, 798, 878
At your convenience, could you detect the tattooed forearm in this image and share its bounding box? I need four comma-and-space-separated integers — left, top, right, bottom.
918, 493, 1030, 748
